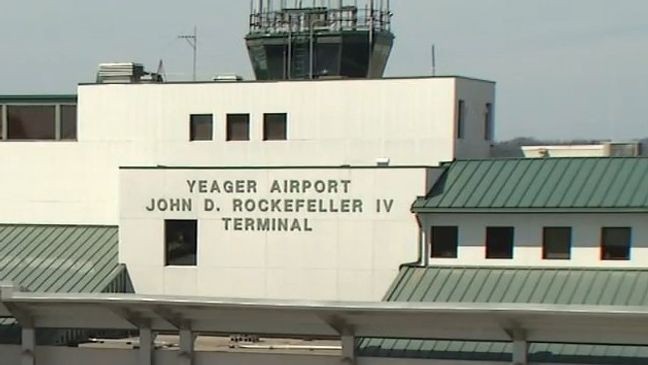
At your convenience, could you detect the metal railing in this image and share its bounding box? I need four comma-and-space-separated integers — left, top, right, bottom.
249, 7, 392, 34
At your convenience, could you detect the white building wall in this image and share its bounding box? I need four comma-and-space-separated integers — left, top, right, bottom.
423, 213, 648, 267
0, 77, 494, 226
120, 167, 436, 300
454, 78, 496, 159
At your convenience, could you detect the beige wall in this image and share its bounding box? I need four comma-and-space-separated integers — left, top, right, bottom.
120, 167, 435, 300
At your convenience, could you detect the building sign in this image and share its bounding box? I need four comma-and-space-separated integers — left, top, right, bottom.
144, 178, 395, 232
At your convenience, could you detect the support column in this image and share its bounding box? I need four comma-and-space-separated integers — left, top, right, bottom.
511, 329, 528, 365
139, 326, 154, 365
340, 332, 356, 365
178, 328, 195, 365
21, 327, 36, 365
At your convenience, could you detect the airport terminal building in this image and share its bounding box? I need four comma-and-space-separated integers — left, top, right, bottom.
0, 2, 647, 365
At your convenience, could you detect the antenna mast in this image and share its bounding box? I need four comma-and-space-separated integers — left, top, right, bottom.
178, 26, 198, 81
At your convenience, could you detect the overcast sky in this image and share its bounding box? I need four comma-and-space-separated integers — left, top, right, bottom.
1, 0, 646, 140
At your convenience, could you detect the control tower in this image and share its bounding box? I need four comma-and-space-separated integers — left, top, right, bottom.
246, 0, 394, 80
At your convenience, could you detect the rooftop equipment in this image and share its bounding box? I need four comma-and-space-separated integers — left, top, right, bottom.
96, 63, 164, 84
246, 0, 394, 80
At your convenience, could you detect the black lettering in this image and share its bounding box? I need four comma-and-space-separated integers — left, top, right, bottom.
304, 219, 313, 232
257, 218, 270, 231
146, 198, 155, 211
232, 199, 243, 212
271, 199, 281, 212
353, 199, 363, 213
307, 199, 317, 212
290, 180, 300, 193
341, 180, 351, 193
234, 218, 243, 231
248, 180, 258, 193
170, 199, 181, 211
236, 180, 246, 193
198, 180, 208, 193
244, 199, 256, 212
182, 199, 192, 212
277, 219, 288, 231
187, 180, 197, 193
158, 199, 168, 211
210, 180, 221, 193
222, 217, 232, 230
258, 199, 269, 212
223, 181, 234, 193
328, 180, 338, 193
204, 199, 215, 212
285, 199, 294, 213
314, 180, 326, 193
290, 219, 302, 231
270, 180, 281, 193
340, 199, 351, 212
245, 218, 255, 231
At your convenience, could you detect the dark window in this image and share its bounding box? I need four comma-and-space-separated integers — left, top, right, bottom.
484, 103, 493, 140
165, 220, 197, 266
456, 100, 465, 139
486, 227, 514, 259
543, 227, 571, 260
7, 105, 56, 140
263, 113, 287, 140
226, 114, 250, 141
190, 114, 213, 141
431, 226, 458, 258
60, 105, 77, 140
601, 227, 631, 260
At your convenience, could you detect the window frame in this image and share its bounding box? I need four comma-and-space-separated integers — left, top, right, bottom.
542, 227, 572, 260
485, 226, 514, 259
226, 113, 250, 141
0, 102, 77, 141
189, 114, 214, 141
263, 113, 288, 141
601, 227, 632, 261
430, 226, 459, 259
165, 219, 198, 266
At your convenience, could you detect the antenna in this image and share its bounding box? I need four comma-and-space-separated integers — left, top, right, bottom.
178, 26, 198, 81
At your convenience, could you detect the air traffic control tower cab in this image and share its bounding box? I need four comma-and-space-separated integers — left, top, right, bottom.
246, 0, 394, 80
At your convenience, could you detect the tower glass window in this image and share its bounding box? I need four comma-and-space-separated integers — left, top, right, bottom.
430, 226, 458, 258
543, 227, 571, 260
263, 113, 287, 140
226, 114, 250, 141
486, 227, 514, 259
601, 227, 631, 260
165, 220, 197, 266
484, 103, 493, 140
190, 114, 213, 141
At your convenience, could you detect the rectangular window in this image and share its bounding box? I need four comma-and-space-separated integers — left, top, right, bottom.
430, 226, 458, 258
456, 100, 465, 139
601, 227, 631, 260
543, 227, 571, 260
226, 114, 250, 141
7, 105, 56, 140
190, 114, 213, 141
484, 103, 493, 140
263, 113, 287, 140
165, 220, 197, 266
60, 105, 77, 140
486, 227, 514, 259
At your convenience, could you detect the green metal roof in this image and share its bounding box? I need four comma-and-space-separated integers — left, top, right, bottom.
358, 266, 648, 364
0, 95, 77, 103
0, 224, 124, 293
412, 157, 648, 213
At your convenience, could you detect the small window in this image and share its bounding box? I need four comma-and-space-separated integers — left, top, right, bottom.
456, 100, 465, 139
190, 114, 213, 141
263, 113, 287, 140
543, 227, 571, 260
7, 105, 56, 140
601, 227, 631, 261
60, 105, 77, 140
165, 220, 197, 266
431, 226, 458, 258
226, 114, 250, 141
484, 103, 493, 140
486, 227, 514, 259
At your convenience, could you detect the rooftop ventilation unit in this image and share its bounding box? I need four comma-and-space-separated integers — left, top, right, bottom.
96, 63, 163, 84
